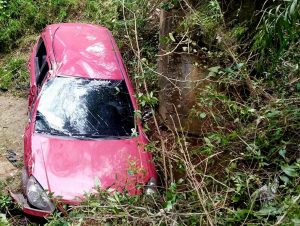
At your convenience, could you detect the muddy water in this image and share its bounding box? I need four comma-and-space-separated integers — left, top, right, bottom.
0, 94, 27, 180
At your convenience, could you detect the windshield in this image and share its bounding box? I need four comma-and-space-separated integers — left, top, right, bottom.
35, 77, 135, 138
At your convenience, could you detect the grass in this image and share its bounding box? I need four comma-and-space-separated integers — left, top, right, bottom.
0, 0, 299, 225
0, 54, 28, 94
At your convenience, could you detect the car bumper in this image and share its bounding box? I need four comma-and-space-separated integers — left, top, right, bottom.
10, 191, 52, 217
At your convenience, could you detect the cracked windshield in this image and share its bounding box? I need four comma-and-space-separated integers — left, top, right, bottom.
36, 77, 135, 138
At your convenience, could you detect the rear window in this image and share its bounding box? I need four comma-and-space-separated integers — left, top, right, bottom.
35, 77, 135, 138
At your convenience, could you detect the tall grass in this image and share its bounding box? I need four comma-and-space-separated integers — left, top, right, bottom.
253, 0, 300, 72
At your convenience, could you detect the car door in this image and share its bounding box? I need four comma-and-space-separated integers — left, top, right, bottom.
24, 37, 50, 172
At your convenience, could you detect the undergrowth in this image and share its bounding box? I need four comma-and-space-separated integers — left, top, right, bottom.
0, 0, 299, 225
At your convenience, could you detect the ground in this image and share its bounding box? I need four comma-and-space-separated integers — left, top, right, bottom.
0, 94, 27, 180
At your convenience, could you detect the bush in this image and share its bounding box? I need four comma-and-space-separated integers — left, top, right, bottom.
0, 0, 86, 52
252, 0, 300, 73
0, 56, 28, 91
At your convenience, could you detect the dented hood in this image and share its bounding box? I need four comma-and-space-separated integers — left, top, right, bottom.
30, 133, 153, 201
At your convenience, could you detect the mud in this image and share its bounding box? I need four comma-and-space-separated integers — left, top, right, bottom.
0, 94, 27, 180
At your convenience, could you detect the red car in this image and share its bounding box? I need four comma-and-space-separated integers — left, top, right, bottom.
11, 23, 157, 217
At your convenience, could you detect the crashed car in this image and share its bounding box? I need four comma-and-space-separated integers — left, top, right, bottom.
11, 23, 157, 217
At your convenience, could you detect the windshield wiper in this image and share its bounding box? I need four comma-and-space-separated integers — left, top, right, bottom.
36, 128, 71, 137
70, 133, 132, 140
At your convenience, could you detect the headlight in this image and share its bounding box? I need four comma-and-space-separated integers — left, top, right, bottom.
144, 177, 157, 195
26, 176, 55, 212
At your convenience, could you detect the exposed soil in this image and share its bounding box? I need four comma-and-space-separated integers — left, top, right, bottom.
0, 94, 27, 180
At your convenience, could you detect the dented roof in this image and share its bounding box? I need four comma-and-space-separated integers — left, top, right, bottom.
42, 23, 125, 80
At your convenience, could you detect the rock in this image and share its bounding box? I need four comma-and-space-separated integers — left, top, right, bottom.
157, 9, 210, 134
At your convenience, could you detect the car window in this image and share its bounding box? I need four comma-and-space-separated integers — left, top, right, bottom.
35, 39, 49, 87
35, 77, 135, 138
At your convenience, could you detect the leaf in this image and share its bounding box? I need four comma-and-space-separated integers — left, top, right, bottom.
231, 194, 240, 203
182, 46, 188, 52
168, 32, 176, 42
290, 0, 297, 16
284, 6, 289, 21
236, 63, 244, 69
0, 214, 8, 224
204, 137, 214, 148
275, 4, 282, 15
279, 149, 286, 158
224, 67, 235, 74
208, 66, 221, 73
292, 218, 300, 224
208, 71, 215, 77
255, 206, 277, 216
199, 112, 206, 119
128, 169, 134, 176
281, 165, 298, 177
296, 82, 300, 91
94, 177, 101, 188
279, 175, 290, 184
266, 110, 280, 118
114, 192, 120, 203
164, 201, 173, 211
107, 196, 117, 203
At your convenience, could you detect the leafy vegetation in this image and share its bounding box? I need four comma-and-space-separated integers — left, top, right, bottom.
0, 0, 299, 225
0, 55, 27, 92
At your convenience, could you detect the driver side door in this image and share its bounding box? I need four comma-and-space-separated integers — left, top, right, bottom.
28, 37, 50, 110
24, 37, 50, 171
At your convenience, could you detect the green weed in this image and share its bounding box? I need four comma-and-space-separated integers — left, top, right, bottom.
0, 56, 28, 91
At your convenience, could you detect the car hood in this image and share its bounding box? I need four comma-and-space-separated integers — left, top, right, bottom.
30, 133, 154, 201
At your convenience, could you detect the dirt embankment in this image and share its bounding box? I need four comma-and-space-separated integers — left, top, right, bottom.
0, 94, 27, 180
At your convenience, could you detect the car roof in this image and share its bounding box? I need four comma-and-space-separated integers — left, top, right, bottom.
42, 23, 125, 80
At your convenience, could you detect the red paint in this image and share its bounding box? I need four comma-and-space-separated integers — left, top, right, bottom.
42, 23, 125, 80
18, 23, 157, 216
31, 134, 156, 199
